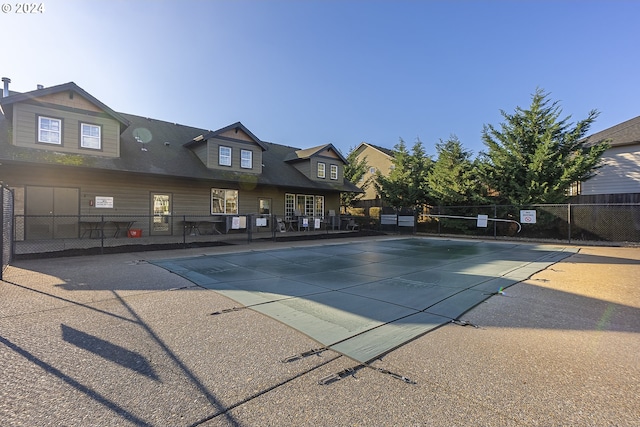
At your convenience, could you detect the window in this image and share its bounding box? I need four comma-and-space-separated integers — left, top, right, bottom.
259, 198, 271, 214
211, 188, 238, 214
317, 162, 326, 178
369, 167, 376, 174
241, 149, 252, 169
219, 146, 231, 166
330, 164, 338, 180
38, 116, 61, 144
285, 193, 295, 218
315, 196, 325, 219
80, 123, 101, 149
285, 193, 324, 219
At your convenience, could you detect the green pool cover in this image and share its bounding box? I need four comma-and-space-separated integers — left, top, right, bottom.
151, 238, 577, 363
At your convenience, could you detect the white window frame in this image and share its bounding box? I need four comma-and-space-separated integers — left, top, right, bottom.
240, 149, 252, 169
285, 193, 295, 219
219, 146, 232, 166
330, 164, 338, 180
38, 116, 62, 145
211, 188, 238, 214
317, 162, 326, 178
80, 123, 101, 149
285, 193, 325, 219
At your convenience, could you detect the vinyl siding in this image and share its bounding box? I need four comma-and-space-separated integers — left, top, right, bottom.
355, 145, 394, 200
207, 137, 263, 174
6, 164, 341, 235
581, 144, 640, 195
12, 102, 120, 157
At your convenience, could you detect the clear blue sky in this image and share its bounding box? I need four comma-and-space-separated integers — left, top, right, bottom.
2, 0, 638, 158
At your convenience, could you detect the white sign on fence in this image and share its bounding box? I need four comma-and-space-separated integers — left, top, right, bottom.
477, 214, 488, 228
520, 210, 537, 224
381, 214, 397, 225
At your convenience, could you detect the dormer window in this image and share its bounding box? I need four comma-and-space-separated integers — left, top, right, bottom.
241, 149, 252, 169
317, 162, 326, 178
38, 116, 62, 144
219, 146, 231, 166
330, 164, 338, 180
80, 123, 101, 149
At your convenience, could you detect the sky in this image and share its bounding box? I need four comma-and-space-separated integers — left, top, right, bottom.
2, 0, 639, 158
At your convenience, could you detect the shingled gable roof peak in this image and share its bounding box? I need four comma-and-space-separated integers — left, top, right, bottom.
284, 143, 348, 164
0, 81, 130, 128
186, 121, 268, 151
355, 142, 395, 157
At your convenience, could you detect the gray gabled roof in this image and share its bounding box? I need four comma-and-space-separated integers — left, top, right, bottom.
0, 82, 130, 129
185, 121, 268, 151
584, 115, 640, 148
0, 107, 361, 193
283, 143, 348, 164
354, 142, 395, 158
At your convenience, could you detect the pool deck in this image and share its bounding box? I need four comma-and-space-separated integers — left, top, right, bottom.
1, 235, 638, 426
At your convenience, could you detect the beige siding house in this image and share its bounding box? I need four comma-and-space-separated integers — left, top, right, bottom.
352, 142, 395, 203
0, 80, 361, 239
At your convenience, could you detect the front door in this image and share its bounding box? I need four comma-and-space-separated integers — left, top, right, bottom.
150, 193, 172, 235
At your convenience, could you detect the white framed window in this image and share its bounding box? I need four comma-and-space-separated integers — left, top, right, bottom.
330, 164, 338, 180
317, 162, 326, 178
285, 193, 324, 219
285, 193, 295, 218
80, 123, 101, 149
211, 188, 238, 214
38, 116, 62, 144
219, 146, 231, 166
315, 196, 325, 219
241, 149, 252, 169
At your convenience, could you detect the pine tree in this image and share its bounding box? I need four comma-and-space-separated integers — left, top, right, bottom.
479, 88, 609, 205
340, 146, 370, 212
427, 135, 481, 205
375, 138, 432, 209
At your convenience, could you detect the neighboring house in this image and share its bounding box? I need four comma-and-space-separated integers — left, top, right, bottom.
0, 79, 361, 239
578, 115, 640, 203
351, 142, 395, 205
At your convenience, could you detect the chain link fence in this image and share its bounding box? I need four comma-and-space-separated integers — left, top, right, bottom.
13, 213, 357, 258
374, 204, 640, 245
1, 184, 14, 279
9, 203, 639, 259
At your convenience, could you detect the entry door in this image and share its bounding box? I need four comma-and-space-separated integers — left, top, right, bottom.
26, 186, 79, 239
151, 193, 172, 235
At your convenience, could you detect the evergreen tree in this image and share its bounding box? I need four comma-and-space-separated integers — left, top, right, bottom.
340, 146, 370, 212
427, 135, 481, 205
375, 138, 432, 209
478, 88, 609, 205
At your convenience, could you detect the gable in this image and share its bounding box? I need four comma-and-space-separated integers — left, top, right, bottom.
31, 90, 104, 113
219, 127, 255, 143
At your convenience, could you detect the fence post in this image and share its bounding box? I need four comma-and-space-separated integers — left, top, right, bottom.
100, 215, 105, 255
567, 203, 572, 243
247, 213, 252, 244
437, 206, 441, 236
493, 205, 497, 239
0, 186, 4, 280
272, 214, 277, 242
182, 215, 186, 247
